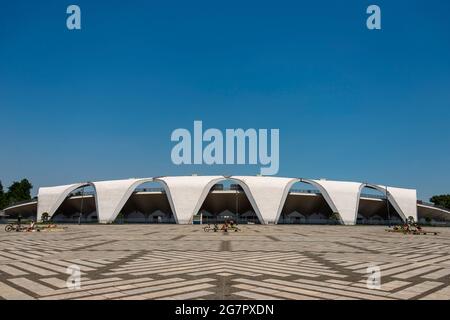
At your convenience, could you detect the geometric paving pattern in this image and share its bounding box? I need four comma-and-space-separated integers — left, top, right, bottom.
1, 225, 450, 300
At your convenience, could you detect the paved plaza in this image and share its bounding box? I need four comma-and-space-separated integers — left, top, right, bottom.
1, 224, 450, 300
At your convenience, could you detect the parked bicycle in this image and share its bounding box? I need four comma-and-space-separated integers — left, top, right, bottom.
203, 224, 219, 232
203, 220, 241, 232
222, 220, 241, 232
5, 222, 44, 232
5, 223, 24, 232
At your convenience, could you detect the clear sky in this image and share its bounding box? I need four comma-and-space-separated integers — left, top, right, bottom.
1, 0, 449, 201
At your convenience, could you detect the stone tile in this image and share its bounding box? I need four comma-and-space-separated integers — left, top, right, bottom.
1, 224, 450, 300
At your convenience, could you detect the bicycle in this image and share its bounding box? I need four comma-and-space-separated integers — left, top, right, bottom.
228, 225, 241, 232
5, 223, 22, 232
203, 224, 219, 232
223, 220, 241, 232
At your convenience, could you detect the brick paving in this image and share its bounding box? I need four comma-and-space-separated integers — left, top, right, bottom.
1, 224, 449, 300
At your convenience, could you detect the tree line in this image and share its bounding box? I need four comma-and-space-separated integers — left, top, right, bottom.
0, 179, 33, 210
429, 194, 450, 210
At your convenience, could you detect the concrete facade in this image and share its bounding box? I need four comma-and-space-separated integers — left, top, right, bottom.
309, 179, 364, 225
232, 176, 298, 224
30, 176, 419, 225
37, 183, 89, 222
92, 178, 153, 223
155, 176, 224, 224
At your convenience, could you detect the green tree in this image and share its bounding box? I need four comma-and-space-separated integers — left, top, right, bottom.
0, 181, 7, 209
7, 179, 33, 204
41, 212, 50, 223
430, 194, 450, 209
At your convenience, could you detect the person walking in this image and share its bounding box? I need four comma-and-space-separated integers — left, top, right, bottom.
17, 215, 22, 232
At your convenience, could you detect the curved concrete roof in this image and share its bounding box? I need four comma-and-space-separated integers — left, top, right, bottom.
35, 175, 418, 225
37, 183, 90, 221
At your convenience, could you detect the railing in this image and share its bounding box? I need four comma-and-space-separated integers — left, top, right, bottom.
63, 188, 403, 200
69, 188, 168, 197
65, 190, 440, 205
290, 189, 321, 195
69, 191, 96, 197
288, 190, 387, 200
360, 193, 387, 200
134, 188, 166, 193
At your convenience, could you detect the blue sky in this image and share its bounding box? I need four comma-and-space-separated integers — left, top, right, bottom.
0, 0, 449, 200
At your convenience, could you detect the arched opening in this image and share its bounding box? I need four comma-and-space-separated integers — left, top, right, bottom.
279, 181, 334, 224
52, 185, 98, 223
357, 186, 404, 225
198, 179, 261, 224
114, 181, 175, 224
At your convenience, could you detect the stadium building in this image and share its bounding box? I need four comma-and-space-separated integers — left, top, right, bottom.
1, 176, 450, 225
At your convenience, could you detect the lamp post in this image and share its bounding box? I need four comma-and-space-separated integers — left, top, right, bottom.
78, 187, 84, 225
235, 186, 239, 223
385, 186, 391, 226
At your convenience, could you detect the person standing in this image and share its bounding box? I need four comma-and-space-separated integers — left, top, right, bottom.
17, 214, 22, 232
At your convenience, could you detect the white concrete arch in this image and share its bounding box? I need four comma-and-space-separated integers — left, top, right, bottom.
199, 176, 268, 224
92, 178, 155, 223
35, 176, 418, 225
37, 183, 90, 221
156, 175, 278, 224
382, 186, 417, 222
357, 184, 417, 222
156, 176, 226, 224
231, 176, 299, 224
304, 179, 364, 225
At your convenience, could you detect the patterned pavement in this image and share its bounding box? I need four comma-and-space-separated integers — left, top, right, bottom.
1, 224, 450, 300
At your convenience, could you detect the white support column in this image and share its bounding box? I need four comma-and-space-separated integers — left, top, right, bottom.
92, 178, 153, 223
379, 185, 417, 221
156, 176, 224, 224
232, 176, 299, 224
37, 183, 87, 221
310, 179, 363, 225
